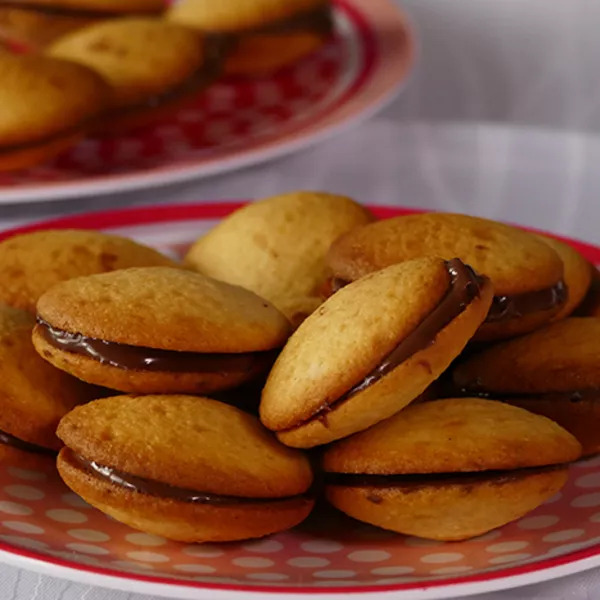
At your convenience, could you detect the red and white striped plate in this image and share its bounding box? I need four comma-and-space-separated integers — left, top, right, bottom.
0, 0, 414, 204
1, 202, 600, 599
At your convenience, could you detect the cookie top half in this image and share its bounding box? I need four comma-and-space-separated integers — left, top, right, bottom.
37, 266, 291, 352
454, 318, 600, 394
57, 394, 313, 498
0, 52, 110, 147
0, 229, 177, 312
323, 398, 581, 475
167, 0, 327, 32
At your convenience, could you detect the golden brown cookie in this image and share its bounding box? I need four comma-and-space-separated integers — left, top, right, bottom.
327, 213, 565, 341
0, 52, 110, 171
57, 395, 314, 542
47, 18, 217, 133
0, 305, 93, 467
34, 267, 291, 394
453, 317, 600, 456
575, 265, 600, 317
0, 229, 178, 313
323, 398, 581, 541
167, 0, 332, 76
260, 257, 494, 448
184, 192, 374, 324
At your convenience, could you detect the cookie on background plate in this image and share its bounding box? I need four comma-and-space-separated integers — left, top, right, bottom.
0, 52, 110, 171
327, 213, 566, 341
0, 305, 94, 467
185, 191, 374, 326
260, 257, 494, 448
34, 267, 291, 394
0, 229, 178, 313
47, 18, 218, 133
453, 317, 600, 457
167, 0, 333, 76
57, 395, 314, 542
323, 398, 581, 541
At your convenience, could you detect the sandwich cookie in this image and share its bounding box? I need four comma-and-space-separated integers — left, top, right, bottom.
0, 52, 109, 171
0, 306, 93, 467
185, 191, 374, 326
327, 213, 566, 341
453, 317, 600, 457
34, 267, 291, 394
48, 18, 219, 133
0, 228, 178, 313
575, 266, 600, 317
57, 395, 315, 542
323, 398, 581, 541
260, 257, 494, 448
167, 0, 333, 76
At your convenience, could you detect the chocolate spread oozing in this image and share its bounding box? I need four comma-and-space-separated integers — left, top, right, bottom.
72, 452, 306, 505
284, 259, 485, 430
0, 428, 56, 456
37, 319, 277, 374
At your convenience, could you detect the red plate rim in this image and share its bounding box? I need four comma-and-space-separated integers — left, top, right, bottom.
1, 201, 600, 596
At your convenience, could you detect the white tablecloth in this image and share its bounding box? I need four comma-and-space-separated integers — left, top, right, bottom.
2, 1, 600, 598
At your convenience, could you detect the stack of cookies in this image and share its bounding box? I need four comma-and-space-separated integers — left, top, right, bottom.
0, 0, 335, 170
1, 191, 597, 544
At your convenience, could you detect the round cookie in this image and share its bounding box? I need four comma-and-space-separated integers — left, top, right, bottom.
57, 395, 314, 542
184, 192, 374, 325
453, 317, 600, 457
575, 265, 600, 317
0, 0, 165, 48
260, 257, 494, 448
0, 305, 93, 467
0, 229, 178, 313
0, 52, 110, 171
535, 234, 592, 320
34, 267, 291, 394
167, 0, 333, 76
48, 18, 217, 133
327, 212, 566, 341
323, 398, 581, 541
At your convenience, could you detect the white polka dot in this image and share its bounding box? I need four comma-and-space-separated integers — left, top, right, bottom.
232, 557, 274, 568
4, 485, 44, 501
0, 502, 32, 516
404, 537, 442, 547
543, 529, 585, 543
486, 541, 529, 554
518, 515, 559, 529
126, 551, 169, 563
111, 560, 155, 571
548, 542, 588, 556
313, 570, 357, 579
67, 529, 110, 542
572, 493, 600, 508
246, 573, 289, 581
242, 540, 283, 553
590, 512, 600, 523
287, 557, 330, 568
46, 509, 87, 524
0, 535, 48, 551
7, 468, 46, 482
489, 553, 532, 564
2, 521, 44, 534
300, 540, 343, 554
65, 543, 109, 555
182, 545, 224, 558
576, 473, 600, 488
371, 566, 415, 576
173, 564, 216, 574
125, 533, 166, 547
61, 494, 90, 509
420, 552, 464, 564
348, 550, 391, 563
430, 566, 473, 575
469, 530, 502, 543
544, 492, 563, 505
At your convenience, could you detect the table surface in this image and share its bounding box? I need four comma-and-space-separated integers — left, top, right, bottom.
2, 1, 600, 598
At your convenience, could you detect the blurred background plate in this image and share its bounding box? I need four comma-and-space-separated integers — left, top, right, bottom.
0, 0, 414, 205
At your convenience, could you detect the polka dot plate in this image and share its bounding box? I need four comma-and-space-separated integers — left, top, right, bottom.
1, 202, 600, 600
0, 0, 414, 205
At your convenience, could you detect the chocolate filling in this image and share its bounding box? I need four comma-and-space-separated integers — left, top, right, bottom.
0, 428, 56, 456
72, 452, 307, 505
37, 318, 277, 374
284, 259, 484, 430
0, 2, 161, 18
